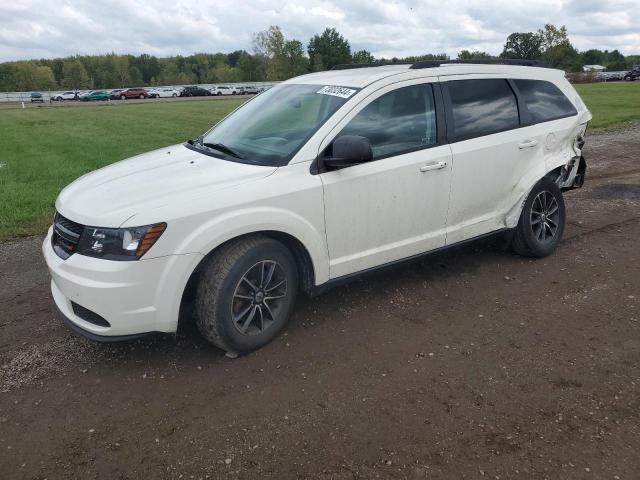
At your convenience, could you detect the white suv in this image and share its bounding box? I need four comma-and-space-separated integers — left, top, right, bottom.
53, 91, 79, 101
44, 61, 591, 354
211, 85, 238, 95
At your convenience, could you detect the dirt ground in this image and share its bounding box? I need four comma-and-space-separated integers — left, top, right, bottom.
1, 126, 639, 480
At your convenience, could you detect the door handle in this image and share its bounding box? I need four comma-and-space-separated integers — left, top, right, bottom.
518, 139, 538, 149
420, 161, 447, 172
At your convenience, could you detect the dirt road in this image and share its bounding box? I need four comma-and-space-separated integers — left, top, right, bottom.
1, 127, 639, 479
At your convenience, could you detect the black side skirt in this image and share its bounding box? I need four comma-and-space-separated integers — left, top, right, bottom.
310, 228, 509, 297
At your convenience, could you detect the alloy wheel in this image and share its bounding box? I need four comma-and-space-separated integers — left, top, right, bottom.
530, 190, 559, 243
231, 260, 288, 335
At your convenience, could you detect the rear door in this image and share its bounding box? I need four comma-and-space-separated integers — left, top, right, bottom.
511, 78, 581, 176
319, 79, 452, 278
442, 76, 538, 244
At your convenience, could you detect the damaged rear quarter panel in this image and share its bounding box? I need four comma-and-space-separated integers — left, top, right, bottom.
504, 115, 589, 229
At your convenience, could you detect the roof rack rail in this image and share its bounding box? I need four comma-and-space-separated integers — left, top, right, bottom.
410, 59, 548, 69
331, 63, 410, 70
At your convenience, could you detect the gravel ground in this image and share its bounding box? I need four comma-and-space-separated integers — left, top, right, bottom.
0, 126, 639, 479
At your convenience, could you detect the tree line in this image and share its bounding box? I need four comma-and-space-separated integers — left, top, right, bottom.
1, 24, 638, 92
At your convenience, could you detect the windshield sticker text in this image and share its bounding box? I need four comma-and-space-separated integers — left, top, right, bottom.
317, 86, 357, 99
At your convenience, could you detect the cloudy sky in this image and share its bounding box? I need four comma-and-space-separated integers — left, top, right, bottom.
0, 0, 638, 62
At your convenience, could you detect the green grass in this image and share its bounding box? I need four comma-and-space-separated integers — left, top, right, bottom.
0, 99, 245, 240
574, 82, 640, 129
1, 82, 639, 240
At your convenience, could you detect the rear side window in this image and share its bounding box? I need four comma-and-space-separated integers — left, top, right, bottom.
448, 79, 519, 140
514, 79, 577, 123
339, 83, 437, 160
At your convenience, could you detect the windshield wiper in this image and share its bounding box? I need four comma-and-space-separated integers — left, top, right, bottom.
187, 135, 203, 146
186, 136, 247, 161
202, 142, 244, 159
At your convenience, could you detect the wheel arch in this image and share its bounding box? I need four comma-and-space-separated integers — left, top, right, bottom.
177, 230, 318, 332
504, 161, 567, 229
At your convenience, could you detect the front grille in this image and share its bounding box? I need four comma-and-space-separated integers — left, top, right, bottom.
52, 212, 84, 259
71, 302, 111, 327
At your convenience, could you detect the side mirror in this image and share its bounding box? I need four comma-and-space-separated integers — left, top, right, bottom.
324, 135, 373, 169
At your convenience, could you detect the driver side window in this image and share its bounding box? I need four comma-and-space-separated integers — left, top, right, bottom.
339, 83, 437, 160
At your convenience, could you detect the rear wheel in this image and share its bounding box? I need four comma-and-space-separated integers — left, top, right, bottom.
139, 94, 144, 99
195, 236, 298, 354
120, 95, 126, 100
511, 178, 565, 258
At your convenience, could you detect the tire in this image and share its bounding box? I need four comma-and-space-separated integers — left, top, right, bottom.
511, 178, 566, 258
120, 95, 126, 100
139, 94, 144, 99
172, 93, 177, 97
195, 236, 298, 354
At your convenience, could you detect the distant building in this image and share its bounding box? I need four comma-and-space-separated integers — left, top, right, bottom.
582, 65, 606, 72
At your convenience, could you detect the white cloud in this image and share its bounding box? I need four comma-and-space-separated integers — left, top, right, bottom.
0, 0, 638, 62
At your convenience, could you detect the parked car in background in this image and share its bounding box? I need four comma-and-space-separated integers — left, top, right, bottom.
598, 71, 625, 82
623, 66, 640, 81
53, 91, 79, 101
110, 89, 125, 100
148, 87, 182, 98
45, 61, 591, 355
118, 88, 149, 100
210, 85, 237, 95
30, 92, 44, 103
181, 86, 212, 97
79, 90, 111, 101
242, 85, 261, 94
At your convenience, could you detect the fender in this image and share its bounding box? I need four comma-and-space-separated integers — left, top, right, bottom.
149, 207, 329, 332
173, 206, 330, 285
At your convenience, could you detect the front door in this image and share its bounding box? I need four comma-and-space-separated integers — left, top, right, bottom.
319, 80, 452, 279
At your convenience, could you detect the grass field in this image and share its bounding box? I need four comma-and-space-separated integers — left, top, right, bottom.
0, 98, 245, 239
1, 82, 639, 240
574, 82, 640, 129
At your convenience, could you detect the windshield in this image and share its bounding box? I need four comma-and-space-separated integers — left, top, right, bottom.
198, 83, 355, 166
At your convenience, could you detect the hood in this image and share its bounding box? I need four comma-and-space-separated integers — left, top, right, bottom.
56, 144, 277, 227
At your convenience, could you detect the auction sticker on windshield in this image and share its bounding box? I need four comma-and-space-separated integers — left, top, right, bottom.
317, 86, 357, 99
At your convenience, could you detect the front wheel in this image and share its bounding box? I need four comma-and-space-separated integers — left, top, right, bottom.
195, 236, 298, 354
511, 178, 566, 258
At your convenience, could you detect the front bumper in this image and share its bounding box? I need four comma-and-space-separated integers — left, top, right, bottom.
43, 227, 203, 339
53, 300, 154, 342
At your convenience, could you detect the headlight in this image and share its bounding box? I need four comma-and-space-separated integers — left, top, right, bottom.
77, 223, 166, 261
